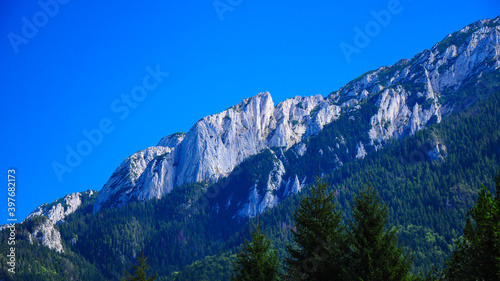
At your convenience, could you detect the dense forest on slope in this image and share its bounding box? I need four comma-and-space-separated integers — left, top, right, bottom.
1, 68, 499, 281
166, 69, 500, 279
0, 197, 105, 281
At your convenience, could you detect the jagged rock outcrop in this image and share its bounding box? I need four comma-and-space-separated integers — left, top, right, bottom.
428, 141, 448, 162
329, 18, 500, 150
95, 93, 342, 212
234, 152, 287, 218
285, 175, 303, 196
93, 146, 172, 211
25, 190, 95, 252
94, 16, 500, 215
355, 142, 367, 159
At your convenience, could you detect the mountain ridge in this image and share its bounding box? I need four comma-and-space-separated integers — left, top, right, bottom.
93, 16, 500, 215
93, 91, 342, 212
7, 16, 500, 280
20, 14, 500, 241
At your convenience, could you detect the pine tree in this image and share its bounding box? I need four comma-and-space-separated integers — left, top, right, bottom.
284, 177, 347, 280
445, 169, 500, 280
231, 222, 279, 281
347, 185, 412, 281
121, 252, 158, 281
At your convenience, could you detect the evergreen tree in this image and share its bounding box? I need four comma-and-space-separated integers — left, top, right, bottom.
284, 177, 347, 280
231, 222, 279, 281
347, 185, 412, 281
445, 169, 500, 280
121, 253, 158, 281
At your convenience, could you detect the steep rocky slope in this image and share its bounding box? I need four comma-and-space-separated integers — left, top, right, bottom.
94, 93, 342, 211
90, 17, 499, 217
24, 190, 96, 252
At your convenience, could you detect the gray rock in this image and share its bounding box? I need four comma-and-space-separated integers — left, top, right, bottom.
25, 190, 94, 253
94, 17, 500, 215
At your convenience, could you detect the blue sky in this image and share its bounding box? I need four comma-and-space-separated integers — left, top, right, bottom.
1, 0, 499, 223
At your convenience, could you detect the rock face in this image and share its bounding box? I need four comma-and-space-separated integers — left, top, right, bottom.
94, 93, 342, 212
428, 141, 448, 162
25, 190, 95, 253
355, 142, 367, 159
94, 17, 500, 215
329, 18, 500, 150
236, 154, 286, 218
94, 146, 173, 211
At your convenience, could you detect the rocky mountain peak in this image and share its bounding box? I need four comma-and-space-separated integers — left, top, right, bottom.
94, 90, 341, 212
94, 17, 500, 215
24, 190, 95, 253
157, 132, 185, 148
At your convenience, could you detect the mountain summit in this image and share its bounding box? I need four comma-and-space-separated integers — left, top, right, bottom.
94, 17, 500, 214
94, 92, 341, 212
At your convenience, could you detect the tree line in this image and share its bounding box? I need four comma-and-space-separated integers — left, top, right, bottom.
231, 171, 500, 281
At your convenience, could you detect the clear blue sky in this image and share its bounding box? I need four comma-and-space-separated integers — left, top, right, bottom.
1, 0, 499, 223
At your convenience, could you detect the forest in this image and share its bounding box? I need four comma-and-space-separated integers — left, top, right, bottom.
120, 169, 500, 280
1, 70, 499, 280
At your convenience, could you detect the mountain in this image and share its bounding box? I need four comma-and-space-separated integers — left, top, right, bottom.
93, 93, 341, 212
95, 16, 500, 218
2, 16, 500, 281
23, 190, 96, 253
